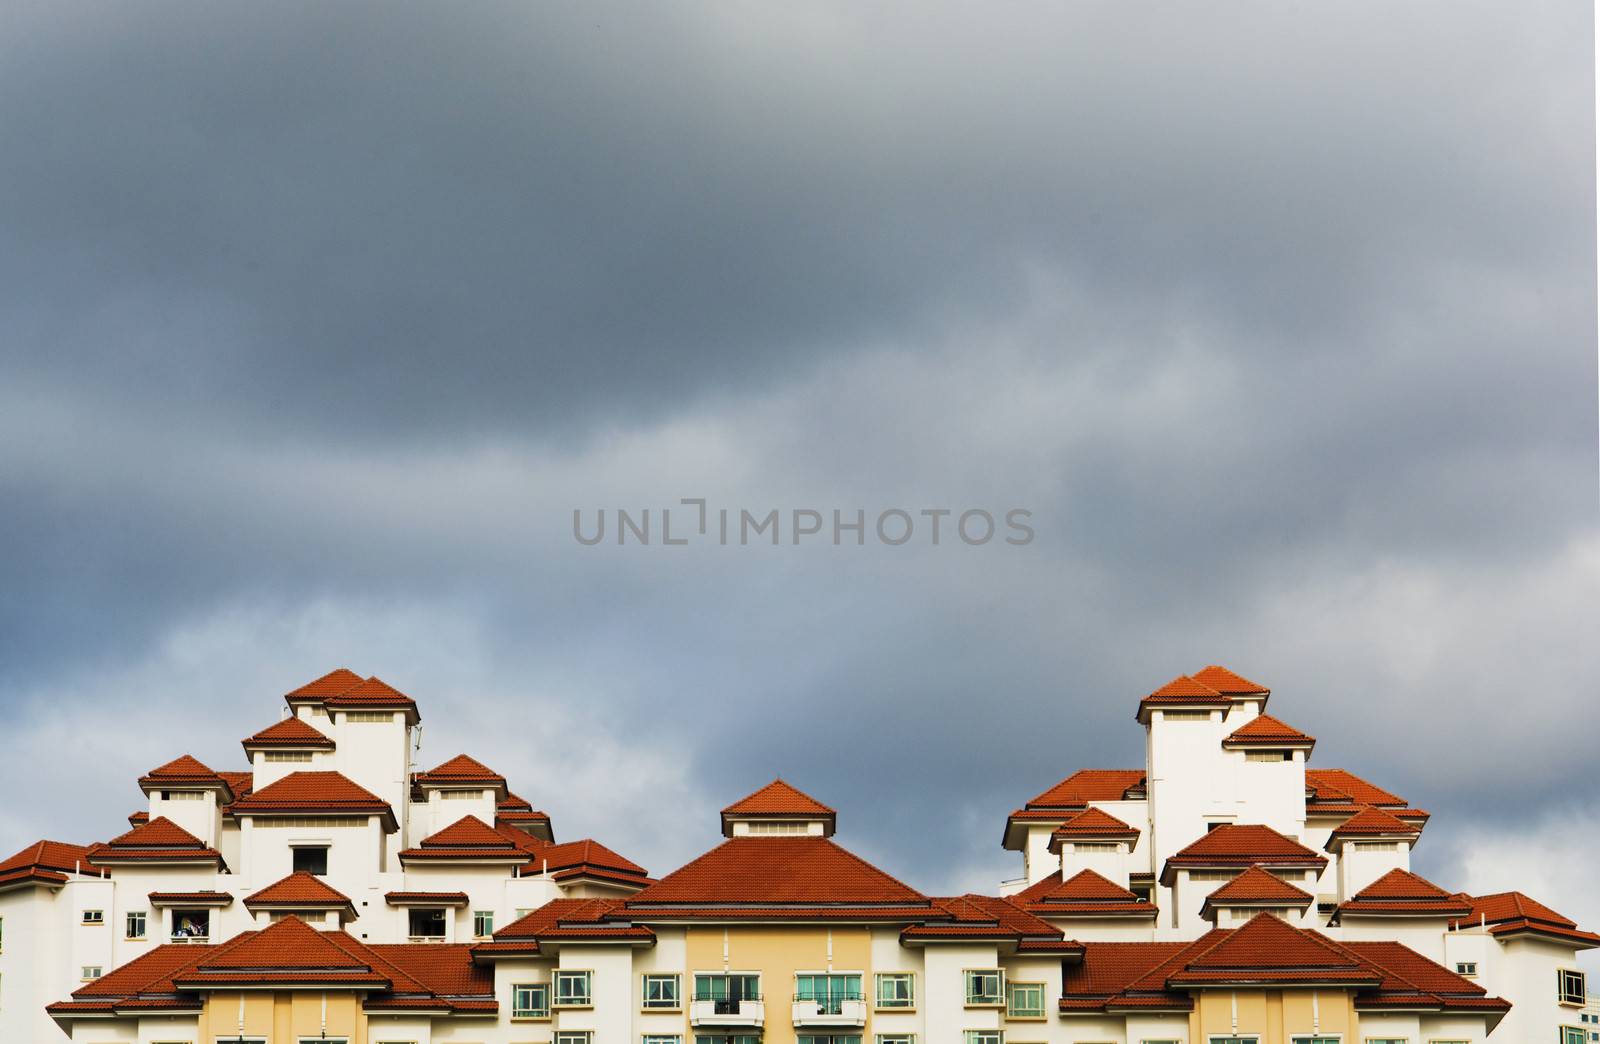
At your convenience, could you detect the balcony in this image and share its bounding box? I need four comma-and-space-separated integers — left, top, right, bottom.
689, 997, 765, 1027
792, 994, 867, 1027
168, 933, 209, 944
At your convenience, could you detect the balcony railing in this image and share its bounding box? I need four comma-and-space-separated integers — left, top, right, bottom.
168, 933, 209, 944
689, 996, 764, 1026
792, 992, 867, 1026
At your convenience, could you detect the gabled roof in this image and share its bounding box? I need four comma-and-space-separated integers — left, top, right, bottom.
244, 871, 356, 915
526, 838, 652, 886
325, 675, 416, 711
1023, 768, 1146, 810
1450, 890, 1600, 948
227, 771, 396, 830
1334, 868, 1472, 920
1162, 824, 1326, 884
720, 779, 837, 837
242, 716, 335, 751
0, 839, 102, 890
285, 667, 366, 702
414, 754, 506, 788
1166, 913, 1381, 986
86, 817, 225, 868
1011, 869, 1158, 918
903, 894, 1082, 952
625, 836, 930, 913
1048, 807, 1140, 852
1326, 806, 1422, 848
1192, 665, 1271, 696
1223, 713, 1314, 750
138, 755, 232, 796
1200, 867, 1313, 917
1140, 674, 1227, 709
400, 815, 527, 862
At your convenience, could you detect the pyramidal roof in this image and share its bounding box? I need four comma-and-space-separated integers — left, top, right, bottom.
1202, 866, 1313, 911
242, 716, 335, 750
721, 780, 837, 837
1010, 868, 1157, 918
1335, 868, 1473, 920
415, 754, 506, 785
1224, 713, 1315, 748
245, 871, 354, 911
139, 755, 227, 791
1192, 665, 1271, 695
1168, 912, 1378, 984
87, 818, 224, 868
1328, 806, 1422, 844
179, 917, 379, 978
626, 836, 928, 908
1048, 807, 1140, 851
1145, 674, 1225, 702
285, 668, 365, 701
326, 675, 414, 707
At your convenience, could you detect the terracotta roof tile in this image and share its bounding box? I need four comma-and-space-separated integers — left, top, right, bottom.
1144, 674, 1226, 702
1449, 890, 1600, 946
0, 839, 102, 888
1050, 806, 1140, 844
527, 837, 649, 879
242, 716, 335, 749
1223, 713, 1314, 748
1024, 769, 1146, 810
400, 815, 527, 861
1202, 866, 1312, 911
1011, 869, 1157, 917
325, 675, 415, 708
414, 754, 505, 785
228, 771, 394, 823
723, 779, 836, 816
1328, 806, 1421, 841
87, 818, 224, 867
626, 836, 927, 908
147, 891, 233, 905
245, 871, 355, 910
285, 668, 365, 701
139, 754, 227, 790
1306, 768, 1405, 807
1169, 824, 1326, 864
385, 891, 469, 906
1192, 665, 1270, 695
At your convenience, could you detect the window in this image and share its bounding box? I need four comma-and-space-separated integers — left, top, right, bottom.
1005, 981, 1045, 1018
264, 751, 313, 762
797, 1037, 863, 1044
694, 972, 761, 1011
1560, 968, 1587, 1005
292, 846, 329, 875
257, 816, 366, 828
1292, 1038, 1340, 1044
1163, 710, 1210, 721
1070, 842, 1119, 852
964, 969, 1004, 1006
877, 1037, 916, 1044
1364, 1039, 1407, 1044
694, 1038, 760, 1044
963, 1033, 1002, 1044
1455, 961, 1477, 976
171, 909, 210, 939
875, 972, 914, 1009
344, 711, 393, 722
511, 982, 549, 1018
644, 1037, 683, 1044
126, 911, 147, 939
1246, 750, 1293, 762
796, 973, 863, 1014
1209, 1038, 1259, 1044
1564, 1030, 1587, 1044
81, 909, 104, 925
643, 972, 681, 1009
746, 821, 811, 834
1353, 841, 1400, 852
555, 1034, 593, 1044
554, 969, 593, 1007
81, 966, 102, 980
473, 910, 494, 937
408, 907, 446, 939
441, 789, 483, 800
159, 790, 204, 800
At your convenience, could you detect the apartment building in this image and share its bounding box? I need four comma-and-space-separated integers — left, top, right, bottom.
0, 665, 1591, 1043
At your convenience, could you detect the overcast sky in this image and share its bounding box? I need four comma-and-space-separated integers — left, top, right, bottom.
1, 0, 1596, 946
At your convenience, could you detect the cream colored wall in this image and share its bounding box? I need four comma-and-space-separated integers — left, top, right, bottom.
199, 989, 369, 1044
684, 924, 873, 1044
1194, 988, 1356, 1044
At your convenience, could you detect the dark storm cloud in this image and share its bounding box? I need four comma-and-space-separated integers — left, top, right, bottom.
0, 0, 1594, 898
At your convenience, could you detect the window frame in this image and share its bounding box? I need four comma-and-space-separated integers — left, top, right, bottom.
1004, 980, 1046, 1019
642, 972, 682, 1011
1559, 967, 1587, 1006
126, 910, 147, 939
963, 968, 1005, 1007
554, 968, 594, 1008
962, 1032, 1004, 1044
554, 1033, 593, 1044
291, 844, 330, 876
874, 971, 915, 1010
472, 909, 494, 938
81, 909, 105, 925
510, 981, 550, 1020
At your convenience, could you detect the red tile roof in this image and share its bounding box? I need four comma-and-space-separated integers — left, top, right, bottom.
1024, 769, 1146, 810
527, 838, 650, 880
400, 815, 528, 862
245, 871, 355, 912
218, 772, 254, 802
903, 894, 1080, 950
1327, 806, 1422, 845
0, 839, 102, 889
1450, 890, 1600, 947
1143, 674, 1226, 703
1223, 713, 1314, 748
86, 818, 225, 867
1049, 807, 1140, 851
1306, 768, 1406, 807
285, 667, 366, 701
1192, 665, 1271, 695
1163, 824, 1326, 883
242, 716, 335, 750
139, 754, 229, 791
1011, 869, 1158, 917
1335, 869, 1472, 919
325, 674, 415, 709
147, 891, 233, 906
227, 771, 396, 827
385, 891, 469, 906
723, 779, 836, 816
1201, 866, 1313, 915
494, 898, 654, 944
1166, 913, 1382, 986
414, 754, 505, 786
626, 836, 928, 909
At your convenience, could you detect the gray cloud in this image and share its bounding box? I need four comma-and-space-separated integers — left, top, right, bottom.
0, 0, 1594, 912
